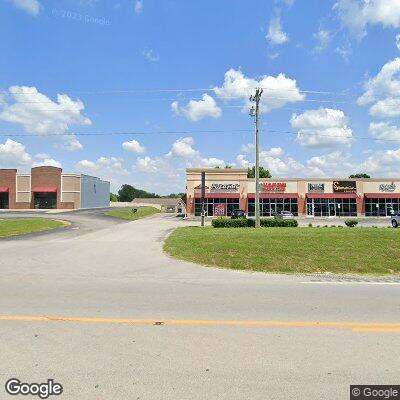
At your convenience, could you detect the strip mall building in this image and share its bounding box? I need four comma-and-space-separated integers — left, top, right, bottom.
186, 168, 400, 218
0, 166, 110, 210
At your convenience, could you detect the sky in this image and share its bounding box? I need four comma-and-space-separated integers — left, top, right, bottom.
1, 0, 400, 194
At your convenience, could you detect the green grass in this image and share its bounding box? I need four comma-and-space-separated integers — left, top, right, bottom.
164, 227, 400, 275
0, 218, 67, 238
105, 206, 161, 221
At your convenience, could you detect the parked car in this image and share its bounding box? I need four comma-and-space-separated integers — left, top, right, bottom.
391, 214, 400, 228
231, 209, 246, 219
274, 211, 295, 220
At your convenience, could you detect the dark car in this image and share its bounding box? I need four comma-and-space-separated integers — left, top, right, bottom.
231, 209, 246, 219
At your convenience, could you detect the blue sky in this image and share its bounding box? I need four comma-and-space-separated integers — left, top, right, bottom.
1, 0, 400, 193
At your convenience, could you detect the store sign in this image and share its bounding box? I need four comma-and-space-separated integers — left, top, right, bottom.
333, 181, 356, 193
210, 183, 240, 192
308, 183, 325, 193
213, 203, 226, 216
379, 182, 397, 192
262, 182, 287, 192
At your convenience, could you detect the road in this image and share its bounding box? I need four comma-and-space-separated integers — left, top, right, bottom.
0, 212, 399, 399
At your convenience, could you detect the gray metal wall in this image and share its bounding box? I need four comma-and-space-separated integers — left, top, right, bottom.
80, 175, 110, 209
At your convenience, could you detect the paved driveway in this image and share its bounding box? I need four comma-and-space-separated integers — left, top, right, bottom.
0, 213, 399, 399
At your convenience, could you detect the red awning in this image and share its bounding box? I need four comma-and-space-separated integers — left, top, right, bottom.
0, 187, 9, 193
364, 193, 400, 199
307, 193, 357, 199
248, 193, 299, 199
32, 186, 57, 193
193, 193, 239, 199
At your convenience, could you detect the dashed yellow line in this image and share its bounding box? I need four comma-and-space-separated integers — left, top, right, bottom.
0, 316, 399, 332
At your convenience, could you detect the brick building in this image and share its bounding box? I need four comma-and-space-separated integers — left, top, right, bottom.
0, 166, 110, 210
186, 168, 400, 218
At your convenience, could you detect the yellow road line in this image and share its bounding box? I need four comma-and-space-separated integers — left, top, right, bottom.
0, 316, 399, 332
352, 327, 400, 333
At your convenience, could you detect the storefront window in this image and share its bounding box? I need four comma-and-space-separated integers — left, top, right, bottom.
247, 198, 298, 217
194, 198, 240, 216
306, 198, 357, 217
365, 198, 400, 216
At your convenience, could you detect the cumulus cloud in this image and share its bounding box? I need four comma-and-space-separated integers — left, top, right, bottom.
214, 68, 304, 113
166, 137, 198, 158
32, 158, 61, 168
0, 138, 31, 167
200, 157, 225, 168
122, 139, 146, 153
357, 58, 400, 117
397, 33, 400, 51
369, 121, 400, 140
0, 86, 91, 149
290, 108, 353, 148
134, 0, 143, 14
334, 0, 400, 38
75, 157, 128, 177
9, 0, 40, 16
142, 49, 159, 62
358, 148, 400, 176
135, 156, 160, 173
240, 143, 255, 153
260, 148, 305, 177
171, 94, 222, 121
266, 16, 289, 45
236, 154, 250, 168
314, 28, 332, 52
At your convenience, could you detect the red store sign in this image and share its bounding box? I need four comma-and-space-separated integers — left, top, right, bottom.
213, 204, 226, 216
262, 182, 287, 192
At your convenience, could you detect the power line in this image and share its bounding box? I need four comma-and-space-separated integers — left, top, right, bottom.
0, 129, 400, 142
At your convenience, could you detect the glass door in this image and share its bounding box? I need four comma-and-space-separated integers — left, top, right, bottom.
329, 202, 336, 217
307, 201, 313, 216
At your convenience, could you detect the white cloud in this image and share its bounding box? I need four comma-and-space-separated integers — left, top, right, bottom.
0, 86, 91, 149
214, 68, 304, 113
56, 135, 83, 152
75, 157, 128, 177
262, 147, 284, 157
9, 0, 40, 16
397, 33, 400, 51
240, 143, 255, 153
236, 154, 250, 168
306, 151, 356, 176
314, 29, 332, 52
200, 157, 225, 168
291, 108, 353, 148
167, 137, 198, 158
134, 0, 143, 14
359, 148, 400, 176
336, 42, 352, 61
334, 0, 400, 38
369, 121, 400, 140
171, 94, 222, 121
32, 158, 61, 168
266, 16, 289, 45
142, 49, 159, 62
259, 147, 305, 176
135, 156, 160, 173
0, 138, 31, 167
357, 57, 400, 117
122, 139, 146, 154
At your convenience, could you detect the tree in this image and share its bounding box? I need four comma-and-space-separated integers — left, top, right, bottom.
110, 193, 119, 202
247, 166, 272, 178
117, 184, 160, 202
349, 173, 371, 179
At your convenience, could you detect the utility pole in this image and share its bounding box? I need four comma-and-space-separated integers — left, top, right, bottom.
249, 88, 263, 228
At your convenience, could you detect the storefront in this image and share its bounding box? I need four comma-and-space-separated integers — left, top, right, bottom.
186, 168, 400, 218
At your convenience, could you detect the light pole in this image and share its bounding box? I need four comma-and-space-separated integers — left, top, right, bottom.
249, 88, 263, 228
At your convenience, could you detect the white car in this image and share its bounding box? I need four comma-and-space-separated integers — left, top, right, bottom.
391, 214, 400, 228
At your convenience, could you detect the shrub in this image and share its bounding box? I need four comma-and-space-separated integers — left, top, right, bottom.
212, 217, 254, 228
345, 219, 359, 228
308, 223, 313, 227
211, 217, 298, 228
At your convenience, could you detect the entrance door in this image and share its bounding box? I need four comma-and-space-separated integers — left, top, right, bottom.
307, 202, 313, 216
0, 193, 9, 209
270, 203, 276, 217
329, 202, 336, 217
34, 192, 57, 209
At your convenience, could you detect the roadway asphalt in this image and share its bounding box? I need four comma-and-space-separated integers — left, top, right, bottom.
0, 212, 399, 399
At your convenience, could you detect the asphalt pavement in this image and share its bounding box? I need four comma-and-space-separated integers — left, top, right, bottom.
0, 212, 399, 399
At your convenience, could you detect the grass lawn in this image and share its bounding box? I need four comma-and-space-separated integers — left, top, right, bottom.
164, 227, 400, 275
106, 206, 161, 221
0, 218, 67, 238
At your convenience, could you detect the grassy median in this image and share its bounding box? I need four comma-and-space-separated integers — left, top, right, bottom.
0, 218, 67, 238
164, 227, 400, 275
106, 206, 161, 221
